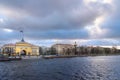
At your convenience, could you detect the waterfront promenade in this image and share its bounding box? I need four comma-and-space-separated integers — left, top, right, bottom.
21, 56, 42, 59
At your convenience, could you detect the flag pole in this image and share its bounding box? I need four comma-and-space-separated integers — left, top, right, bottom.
20, 30, 24, 42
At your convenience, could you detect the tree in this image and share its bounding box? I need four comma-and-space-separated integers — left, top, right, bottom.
50, 47, 57, 55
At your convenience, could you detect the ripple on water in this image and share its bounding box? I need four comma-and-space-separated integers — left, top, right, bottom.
0, 56, 120, 80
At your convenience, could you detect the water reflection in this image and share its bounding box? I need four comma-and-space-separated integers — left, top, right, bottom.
0, 56, 120, 80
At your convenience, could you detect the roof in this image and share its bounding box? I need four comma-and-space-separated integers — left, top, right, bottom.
16, 41, 39, 47
52, 44, 74, 48
54, 44, 73, 46
3, 43, 15, 46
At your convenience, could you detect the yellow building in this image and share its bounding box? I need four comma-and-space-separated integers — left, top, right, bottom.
1, 31, 40, 56
15, 41, 39, 56
1, 41, 40, 56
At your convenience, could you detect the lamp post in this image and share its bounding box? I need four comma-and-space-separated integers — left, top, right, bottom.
74, 41, 77, 55
56, 39, 59, 56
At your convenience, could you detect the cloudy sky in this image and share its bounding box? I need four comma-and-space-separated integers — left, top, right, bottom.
0, 0, 120, 46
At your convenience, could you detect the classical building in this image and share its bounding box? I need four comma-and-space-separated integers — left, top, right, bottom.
52, 44, 74, 55
1, 40, 40, 56
1, 44, 15, 55
1, 42, 40, 56
15, 41, 39, 56
1, 30, 40, 56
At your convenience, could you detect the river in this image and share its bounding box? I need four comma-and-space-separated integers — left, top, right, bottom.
0, 56, 120, 80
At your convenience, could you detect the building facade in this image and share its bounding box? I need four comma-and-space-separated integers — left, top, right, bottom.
52, 44, 74, 55
1, 41, 40, 56
15, 41, 39, 56
1, 44, 15, 55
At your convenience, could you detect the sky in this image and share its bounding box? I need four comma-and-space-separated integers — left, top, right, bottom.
0, 0, 120, 47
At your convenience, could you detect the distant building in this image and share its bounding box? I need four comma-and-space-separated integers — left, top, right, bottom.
1, 30, 40, 56
1, 44, 15, 55
1, 41, 40, 56
52, 44, 74, 55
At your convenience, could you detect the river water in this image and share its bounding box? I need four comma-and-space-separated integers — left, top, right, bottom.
0, 56, 120, 80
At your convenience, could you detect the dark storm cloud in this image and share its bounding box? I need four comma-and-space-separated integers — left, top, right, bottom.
0, 0, 113, 41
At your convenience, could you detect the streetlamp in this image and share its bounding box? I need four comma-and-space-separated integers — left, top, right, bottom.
74, 41, 77, 55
